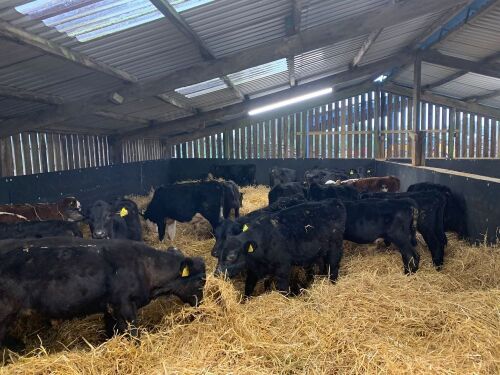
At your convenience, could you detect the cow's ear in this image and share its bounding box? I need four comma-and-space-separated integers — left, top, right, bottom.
179, 258, 193, 278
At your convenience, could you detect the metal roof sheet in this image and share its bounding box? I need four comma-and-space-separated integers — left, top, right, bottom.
394, 63, 461, 87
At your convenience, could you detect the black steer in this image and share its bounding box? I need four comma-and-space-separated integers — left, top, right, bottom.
0, 221, 82, 240
269, 167, 297, 187
0, 238, 205, 347
361, 191, 447, 268
222, 180, 242, 219
144, 181, 224, 241
215, 199, 346, 296
211, 194, 306, 257
86, 198, 142, 241
407, 182, 468, 238
268, 182, 307, 205
304, 168, 357, 185
209, 164, 256, 186
308, 182, 359, 201
343, 199, 420, 274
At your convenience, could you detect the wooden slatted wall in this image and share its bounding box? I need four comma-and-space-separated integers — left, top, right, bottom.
0, 132, 110, 177
122, 138, 165, 163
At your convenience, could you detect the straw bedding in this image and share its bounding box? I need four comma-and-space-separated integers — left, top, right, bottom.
2, 186, 499, 374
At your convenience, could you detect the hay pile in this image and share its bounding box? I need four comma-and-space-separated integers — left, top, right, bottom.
2, 186, 499, 374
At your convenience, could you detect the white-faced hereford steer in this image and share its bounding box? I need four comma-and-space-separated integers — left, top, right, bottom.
215, 199, 346, 297
0, 197, 83, 223
0, 238, 205, 348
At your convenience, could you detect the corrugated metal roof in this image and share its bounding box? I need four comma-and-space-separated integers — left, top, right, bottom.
394, 63, 460, 87
0, 97, 50, 118
432, 72, 500, 100
185, 88, 240, 111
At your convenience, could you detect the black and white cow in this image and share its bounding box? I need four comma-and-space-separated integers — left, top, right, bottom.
144, 181, 224, 241
361, 191, 447, 268
214, 199, 346, 296
0, 221, 82, 240
407, 182, 468, 239
269, 167, 297, 187
85, 198, 142, 241
209, 164, 256, 186
0, 238, 205, 348
304, 168, 357, 185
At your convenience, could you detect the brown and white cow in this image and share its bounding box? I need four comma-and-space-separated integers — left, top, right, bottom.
0, 197, 83, 223
338, 176, 400, 193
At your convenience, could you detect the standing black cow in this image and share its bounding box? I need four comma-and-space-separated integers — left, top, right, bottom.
0, 238, 205, 347
343, 198, 420, 274
144, 181, 224, 241
85, 198, 142, 241
0, 221, 82, 240
215, 199, 346, 296
407, 182, 468, 238
268, 182, 307, 204
222, 180, 242, 219
269, 167, 297, 187
361, 191, 447, 268
308, 182, 359, 201
209, 164, 256, 186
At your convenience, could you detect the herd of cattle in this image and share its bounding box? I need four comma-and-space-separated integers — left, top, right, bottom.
0, 164, 467, 350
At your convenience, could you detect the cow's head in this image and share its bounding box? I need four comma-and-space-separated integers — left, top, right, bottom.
85, 200, 119, 239
173, 255, 206, 306
211, 219, 244, 257
60, 197, 84, 222
214, 225, 257, 278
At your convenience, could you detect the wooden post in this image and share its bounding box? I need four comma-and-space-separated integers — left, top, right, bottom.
411, 54, 425, 166
448, 108, 456, 159
0, 137, 13, 177
108, 137, 123, 164
374, 88, 381, 159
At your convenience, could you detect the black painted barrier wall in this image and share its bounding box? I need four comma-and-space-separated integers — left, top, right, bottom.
0, 160, 170, 206
168, 158, 376, 185
376, 161, 500, 244
425, 159, 500, 178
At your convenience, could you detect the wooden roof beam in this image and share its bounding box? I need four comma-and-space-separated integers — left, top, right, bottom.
285, 0, 303, 87
0, 84, 64, 105
157, 93, 198, 114
351, 28, 383, 68
422, 50, 500, 79
0, 20, 137, 83
0, 0, 466, 136
463, 89, 500, 103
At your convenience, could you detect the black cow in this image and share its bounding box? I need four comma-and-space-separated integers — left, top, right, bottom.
343, 199, 420, 274
85, 198, 142, 241
304, 168, 357, 185
209, 164, 256, 186
407, 182, 468, 238
214, 199, 346, 296
222, 180, 242, 219
361, 191, 447, 268
144, 181, 224, 241
268, 182, 307, 205
269, 167, 297, 187
0, 238, 205, 347
211, 194, 306, 258
0, 221, 82, 240
308, 182, 359, 201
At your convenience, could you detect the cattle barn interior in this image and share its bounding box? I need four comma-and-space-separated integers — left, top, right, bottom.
0, 0, 499, 373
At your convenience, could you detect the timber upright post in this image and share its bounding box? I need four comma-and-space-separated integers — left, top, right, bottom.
373, 87, 382, 159
411, 53, 425, 166
108, 136, 124, 165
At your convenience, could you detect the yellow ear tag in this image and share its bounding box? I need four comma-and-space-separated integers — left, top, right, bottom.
181, 265, 190, 277
247, 244, 254, 253
119, 207, 129, 218
242, 224, 249, 232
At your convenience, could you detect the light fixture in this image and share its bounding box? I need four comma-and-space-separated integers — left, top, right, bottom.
374, 74, 388, 83
248, 87, 333, 116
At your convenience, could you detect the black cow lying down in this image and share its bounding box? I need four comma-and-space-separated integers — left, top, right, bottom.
144, 181, 224, 241
211, 194, 306, 257
215, 199, 346, 296
362, 191, 447, 268
0, 238, 205, 348
0, 220, 82, 240
343, 198, 420, 274
407, 182, 467, 238
86, 198, 142, 241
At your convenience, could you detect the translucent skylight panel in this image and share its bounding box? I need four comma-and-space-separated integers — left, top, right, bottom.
227, 59, 288, 85
16, 0, 214, 42
175, 78, 228, 98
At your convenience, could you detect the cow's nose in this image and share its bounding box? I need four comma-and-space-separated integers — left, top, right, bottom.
93, 230, 107, 239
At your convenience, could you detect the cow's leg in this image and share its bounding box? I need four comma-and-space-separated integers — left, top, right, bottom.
325, 240, 343, 282
420, 228, 444, 269
244, 271, 259, 298
234, 206, 240, 218
104, 311, 118, 338
222, 205, 231, 219
113, 301, 138, 338
274, 264, 292, 294
0, 308, 19, 350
